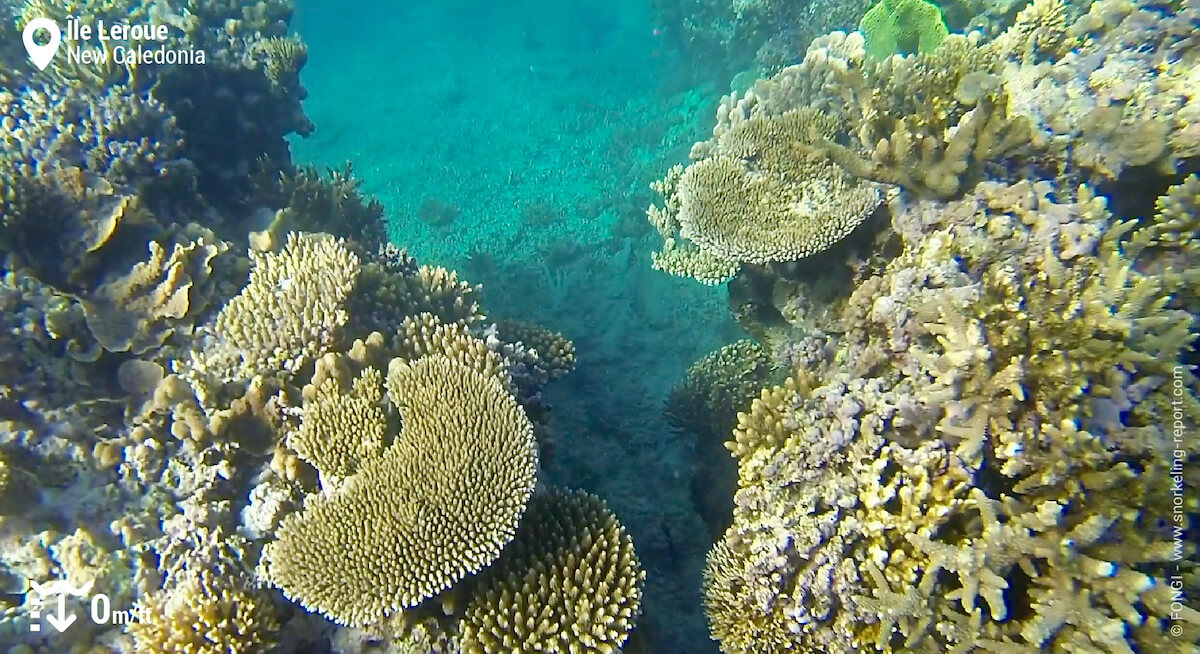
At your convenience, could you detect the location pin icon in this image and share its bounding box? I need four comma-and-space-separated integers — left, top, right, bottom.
23, 18, 61, 71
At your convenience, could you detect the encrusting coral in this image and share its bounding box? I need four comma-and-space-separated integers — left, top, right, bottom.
459, 488, 646, 654
262, 354, 539, 627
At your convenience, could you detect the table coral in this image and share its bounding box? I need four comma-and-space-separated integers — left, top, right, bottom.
648, 25, 1030, 284
263, 354, 538, 627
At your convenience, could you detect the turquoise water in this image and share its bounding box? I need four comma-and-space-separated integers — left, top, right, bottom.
3, 0, 1199, 651
293, 3, 737, 648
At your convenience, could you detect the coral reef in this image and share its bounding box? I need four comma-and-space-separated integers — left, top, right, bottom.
648, 23, 1035, 283
459, 489, 646, 654
645, 0, 1200, 651
191, 232, 360, 382
650, 0, 874, 79
263, 354, 539, 626
700, 176, 1200, 653
0, 1, 638, 651
650, 0, 1200, 282
666, 341, 778, 538
126, 570, 279, 654
250, 163, 388, 254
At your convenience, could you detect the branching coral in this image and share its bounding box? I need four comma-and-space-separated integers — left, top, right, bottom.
393, 312, 506, 381
127, 570, 279, 654
251, 162, 387, 253
459, 488, 645, 654
348, 260, 484, 336
701, 177, 1200, 653
492, 320, 577, 380
666, 339, 776, 441
263, 355, 538, 626
193, 232, 359, 381
999, 0, 1200, 179
648, 25, 1033, 284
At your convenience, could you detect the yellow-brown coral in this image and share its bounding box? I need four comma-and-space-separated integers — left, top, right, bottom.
199, 231, 359, 380
459, 488, 645, 654
82, 227, 228, 354
288, 367, 387, 489
676, 109, 885, 265
263, 355, 538, 626
393, 312, 505, 380
127, 570, 279, 654
701, 179, 1200, 653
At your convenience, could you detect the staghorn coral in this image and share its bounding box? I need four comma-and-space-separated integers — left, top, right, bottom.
127, 569, 279, 654
701, 178, 1200, 653
459, 488, 645, 654
263, 355, 538, 627
192, 231, 359, 381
